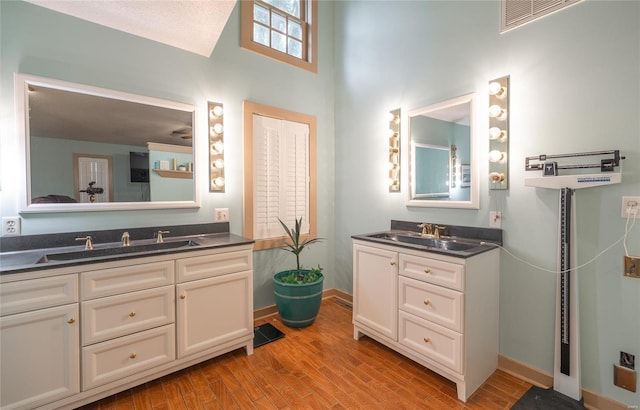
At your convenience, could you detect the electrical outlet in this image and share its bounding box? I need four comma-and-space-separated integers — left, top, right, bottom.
215, 208, 229, 222
489, 211, 502, 228
2, 216, 21, 236
621, 196, 640, 219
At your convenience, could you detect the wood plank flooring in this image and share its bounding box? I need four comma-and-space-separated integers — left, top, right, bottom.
78, 298, 531, 409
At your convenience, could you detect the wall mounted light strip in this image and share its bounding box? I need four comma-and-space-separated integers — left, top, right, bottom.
209, 101, 225, 192
488, 76, 510, 190
388, 108, 401, 192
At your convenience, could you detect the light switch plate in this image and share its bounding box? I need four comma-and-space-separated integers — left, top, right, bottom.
215, 208, 229, 222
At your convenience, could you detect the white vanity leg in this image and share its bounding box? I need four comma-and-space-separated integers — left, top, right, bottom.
456, 381, 468, 402
245, 341, 254, 356
353, 327, 364, 340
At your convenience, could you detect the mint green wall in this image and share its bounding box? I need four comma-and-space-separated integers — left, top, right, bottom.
334, 0, 639, 406
1, 0, 639, 405
0, 1, 335, 312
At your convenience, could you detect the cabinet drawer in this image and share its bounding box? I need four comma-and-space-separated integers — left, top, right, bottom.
399, 276, 463, 332
399, 254, 464, 291
82, 286, 174, 345
176, 249, 252, 283
82, 261, 174, 300
398, 311, 462, 373
0, 274, 78, 316
82, 324, 175, 390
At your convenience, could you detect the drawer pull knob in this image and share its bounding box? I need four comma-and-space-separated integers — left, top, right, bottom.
423, 300, 430, 306
390, 261, 396, 266
130, 353, 137, 359
180, 294, 186, 300
424, 268, 432, 274
67, 318, 75, 324
423, 337, 431, 343
129, 311, 136, 318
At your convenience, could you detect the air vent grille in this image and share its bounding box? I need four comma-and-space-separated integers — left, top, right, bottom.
502, 0, 582, 32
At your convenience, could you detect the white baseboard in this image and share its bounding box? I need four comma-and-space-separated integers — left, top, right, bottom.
498, 355, 632, 410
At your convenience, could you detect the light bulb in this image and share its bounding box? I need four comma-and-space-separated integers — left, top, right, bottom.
214, 159, 224, 169
489, 172, 505, 183
386, 128, 397, 138
211, 141, 224, 154
211, 123, 224, 135
489, 105, 506, 119
213, 177, 225, 187
489, 150, 506, 163
488, 82, 506, 98
387, 112, 399, 124
489, 127, 507, 141
212, 105, 223, 117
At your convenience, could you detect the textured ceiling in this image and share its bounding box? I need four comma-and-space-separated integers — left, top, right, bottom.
25, 0, 237, 57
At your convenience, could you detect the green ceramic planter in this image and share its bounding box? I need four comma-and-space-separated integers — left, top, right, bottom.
273, 270, 324, 328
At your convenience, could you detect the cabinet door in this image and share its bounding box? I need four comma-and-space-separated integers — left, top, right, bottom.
0, 304, 80, 410
176, 271, 252, 358
353, 243, 398, 340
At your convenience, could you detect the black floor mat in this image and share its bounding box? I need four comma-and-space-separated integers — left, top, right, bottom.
511, 386, 586, 409
253, 322, 285, 348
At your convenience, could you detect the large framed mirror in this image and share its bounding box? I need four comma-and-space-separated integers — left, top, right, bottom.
405, 93, 479, 209
15, 74, 200, 213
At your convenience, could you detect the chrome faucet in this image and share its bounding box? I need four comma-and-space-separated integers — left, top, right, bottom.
156, 230, 170, 243
121, 231, 130, 247
417, 223, 433, 238
76, 235, 93, 250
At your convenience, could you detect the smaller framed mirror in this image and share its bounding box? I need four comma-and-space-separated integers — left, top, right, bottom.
406, 93, 479, 209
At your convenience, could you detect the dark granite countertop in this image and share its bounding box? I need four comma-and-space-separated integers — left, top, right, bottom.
351, 220, 502, 259
0, 223, 253, 275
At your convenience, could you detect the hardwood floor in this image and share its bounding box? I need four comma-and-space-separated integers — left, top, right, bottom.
78, 298, 531, 409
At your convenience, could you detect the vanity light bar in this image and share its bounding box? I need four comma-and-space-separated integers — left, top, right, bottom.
209, 101, 225, 192
388, 108, 401, 192
488, 76, 510, 190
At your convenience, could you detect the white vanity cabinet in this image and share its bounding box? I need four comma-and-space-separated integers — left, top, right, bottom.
0, 274, 80, 410
175, 248, 254, 358
80, 261, 176, 389
352, 243, 398, 340
352, 239, 500, 402
0, 242, 253, 409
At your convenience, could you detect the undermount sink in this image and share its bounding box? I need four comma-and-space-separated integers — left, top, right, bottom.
37, 240, 199, 263
365, 232, 484, 252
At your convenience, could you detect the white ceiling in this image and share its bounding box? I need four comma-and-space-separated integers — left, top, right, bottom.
25, 0, 237, 57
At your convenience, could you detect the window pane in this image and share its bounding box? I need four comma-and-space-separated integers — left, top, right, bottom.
253, 24, 270, 46
271, 31, 286, 53
254, 3, 270, 25
288, 20, 302, 40
288, 38, 302, 58
262, 0, 300, 18
271, 12, 287, 33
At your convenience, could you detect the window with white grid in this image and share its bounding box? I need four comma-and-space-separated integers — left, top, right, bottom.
241, 0, 317, 73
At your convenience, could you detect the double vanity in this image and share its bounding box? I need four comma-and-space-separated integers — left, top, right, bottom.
0, 223, 254, 410
352, 220, 502, 402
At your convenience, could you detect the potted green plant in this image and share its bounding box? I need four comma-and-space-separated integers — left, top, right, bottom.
273, 217, 324, 328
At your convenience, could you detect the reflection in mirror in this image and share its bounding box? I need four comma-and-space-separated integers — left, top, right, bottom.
406, 93, 478, 209
411, 143, 450, 198
16, 74, 199, 212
